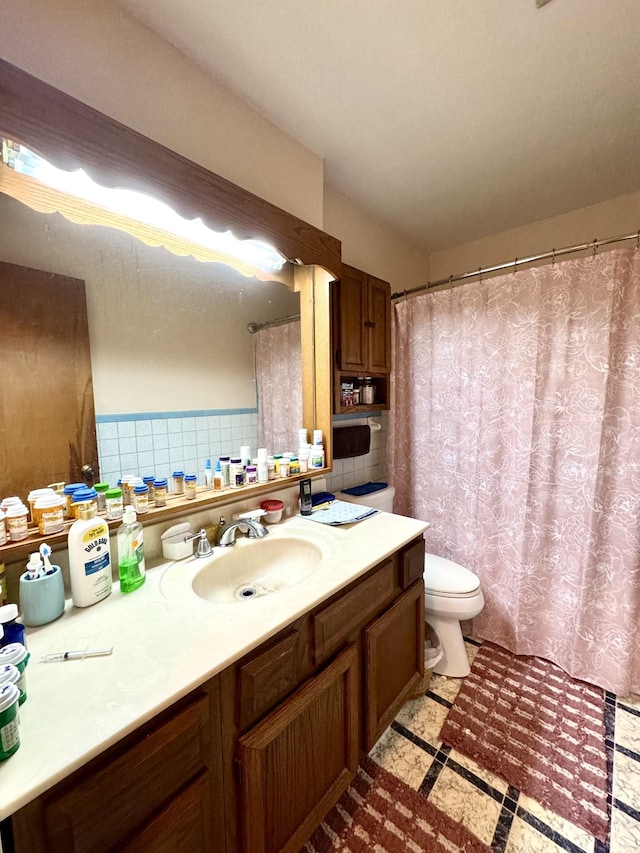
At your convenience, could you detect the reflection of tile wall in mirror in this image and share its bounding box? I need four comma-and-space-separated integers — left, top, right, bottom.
0, 192, 303, 481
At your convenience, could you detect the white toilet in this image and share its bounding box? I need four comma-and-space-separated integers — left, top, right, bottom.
337, 483, 484, 678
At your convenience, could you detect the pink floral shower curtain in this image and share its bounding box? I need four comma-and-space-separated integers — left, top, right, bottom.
254, 320, 302, 453
389, 248, 640, 695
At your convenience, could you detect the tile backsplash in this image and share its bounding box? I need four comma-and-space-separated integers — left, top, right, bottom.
324, 412, 388, 495
97, 409, 258, 489
97, 409, 389, 496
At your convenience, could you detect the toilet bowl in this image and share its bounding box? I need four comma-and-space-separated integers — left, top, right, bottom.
337, 483, 484, 678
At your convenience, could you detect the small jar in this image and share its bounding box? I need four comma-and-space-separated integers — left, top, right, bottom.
120, 475, 135, 506
71, 487, 98, 519
172, 470, 185, 495
105, 487, 124, 520
260, 499, 284, 524
298, 446, 310, 473
267, 456, 276, 480
245, 465, 258, 485
63, 483, 85, 518
153, 479, 168, 507
184, 474, 197, 500
313, 429, 323, 447
273, 454, 283, 476
27, 488, 55, 525
34, 494, 65, 535
94, 483, 110, 513
143, 476, 155, 502
362, 377, 375, 404
289, 457, 300, 476
0, 511, 6, 547
0, 682, 20, 760
279, 457, 290, 478
0, 644, 29, 705
133, 484, 149, 514
229, 458, 244, 488
5, 505, 29, 542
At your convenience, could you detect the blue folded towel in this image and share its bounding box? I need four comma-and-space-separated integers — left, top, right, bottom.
341, 481, 388, 497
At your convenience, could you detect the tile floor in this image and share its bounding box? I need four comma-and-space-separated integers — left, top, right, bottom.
369, 638, 640, 852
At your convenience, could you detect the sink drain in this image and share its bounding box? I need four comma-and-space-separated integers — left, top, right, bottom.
236, 586, 258, 600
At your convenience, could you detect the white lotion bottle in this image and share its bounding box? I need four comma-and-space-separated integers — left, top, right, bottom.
68, 501, 113, 607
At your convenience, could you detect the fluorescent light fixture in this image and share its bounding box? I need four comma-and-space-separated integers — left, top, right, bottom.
2, 140, 286, 273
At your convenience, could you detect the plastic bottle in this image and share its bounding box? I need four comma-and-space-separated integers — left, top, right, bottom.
230, 457, 244, 488
0, 604, 26, 649
152, 479, 168, 506
117, 506, 146, 594
213, 459, 223, 491
68, 502, 112, 607
219, 456, 231, 488
172, 470, 185, 494
204, 458, 213, 490
257, 448, 269, 484
105, 487, 124, 519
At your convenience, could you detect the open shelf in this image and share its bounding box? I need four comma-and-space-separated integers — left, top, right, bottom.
0, 469, 330, 563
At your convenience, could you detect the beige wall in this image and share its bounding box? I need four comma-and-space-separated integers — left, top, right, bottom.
430, 190, 640, 283
0, 0, 323, 228
324, 187, 430, 290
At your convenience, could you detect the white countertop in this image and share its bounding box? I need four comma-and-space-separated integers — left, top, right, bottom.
0, 510, 427, 820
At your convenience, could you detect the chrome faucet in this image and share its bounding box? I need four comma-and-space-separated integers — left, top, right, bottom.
216, 518, 270, 547
184, 528, 214, 559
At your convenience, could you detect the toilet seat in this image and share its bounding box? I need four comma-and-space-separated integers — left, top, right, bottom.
424, 554, 480, 598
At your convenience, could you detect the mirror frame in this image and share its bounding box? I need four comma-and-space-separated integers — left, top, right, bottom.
0, 58, 338, 518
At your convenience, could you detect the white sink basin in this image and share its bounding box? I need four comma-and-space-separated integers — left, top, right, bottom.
191, 536, 324, 604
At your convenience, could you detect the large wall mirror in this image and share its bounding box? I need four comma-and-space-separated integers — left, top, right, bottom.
0, 58, 339, 502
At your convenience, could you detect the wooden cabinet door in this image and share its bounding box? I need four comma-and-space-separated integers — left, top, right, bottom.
367, 275, 391, 373
364, 581, 425, 751
12, 693, 213, 853
237, 645, 359, 853
119, 771, 216, 853
337, 265, 368, 372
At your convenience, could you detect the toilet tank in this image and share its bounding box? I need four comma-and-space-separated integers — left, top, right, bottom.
337, 484, 395, 513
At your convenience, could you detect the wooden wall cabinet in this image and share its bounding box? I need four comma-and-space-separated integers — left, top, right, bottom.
7, 537, 425, 853
333, 263, 392, 413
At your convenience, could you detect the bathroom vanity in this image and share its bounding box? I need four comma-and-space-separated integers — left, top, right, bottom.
1, 511, 427, 853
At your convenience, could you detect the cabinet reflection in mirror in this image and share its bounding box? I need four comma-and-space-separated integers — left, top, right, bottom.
0, 189, 301, 492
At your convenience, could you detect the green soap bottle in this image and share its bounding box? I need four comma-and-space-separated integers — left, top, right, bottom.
117, 506, 146, 594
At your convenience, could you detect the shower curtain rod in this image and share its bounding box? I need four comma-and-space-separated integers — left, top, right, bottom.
391, 228, 640, 300
247, 313, 300, 333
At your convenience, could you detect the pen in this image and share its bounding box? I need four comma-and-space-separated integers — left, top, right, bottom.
41, 647, 113, 663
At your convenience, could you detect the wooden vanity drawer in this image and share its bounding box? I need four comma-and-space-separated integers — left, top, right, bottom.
313, 560, 395, 665
400, 538, 425, 589
237, 630, 304, 731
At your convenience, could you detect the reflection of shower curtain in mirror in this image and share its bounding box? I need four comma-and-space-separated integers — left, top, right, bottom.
254, 320, 302, 453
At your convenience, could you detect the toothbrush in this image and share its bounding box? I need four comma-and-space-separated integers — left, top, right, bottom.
39, 543, 54, 576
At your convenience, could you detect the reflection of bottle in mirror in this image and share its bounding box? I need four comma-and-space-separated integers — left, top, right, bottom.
117, 506, 146, 594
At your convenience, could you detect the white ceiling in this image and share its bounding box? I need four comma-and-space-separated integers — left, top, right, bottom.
114, 0, 640, 252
